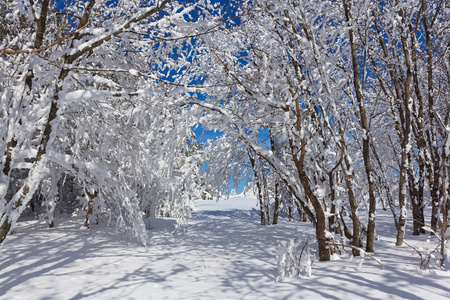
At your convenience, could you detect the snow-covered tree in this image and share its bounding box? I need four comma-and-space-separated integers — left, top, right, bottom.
187, 0, 449, 261
0, 0, 223, 244
189, 0, 355, 261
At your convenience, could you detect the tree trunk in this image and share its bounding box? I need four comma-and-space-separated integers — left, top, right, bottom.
409, 159, 425, 235
396, 24, 413, 246
422, 1, 441, 233
342, 158, 361, 256
293, 139, 330, 261
314, 208, 330, 262
343, 0, 377, 252
328, 172, 340, 234
84, 189, 98, 227
272, 180, 279, 225
0, 5, 85, 245
248, 150, 266, 226
410, 14, 428, 236
1, 0, 51, 176
0, 0, 52, 242
270, 134, 279, 225
340, 120, 362, 253
298, 204, 308, 222
0, 219, 11, 244
441, 145, 448, 267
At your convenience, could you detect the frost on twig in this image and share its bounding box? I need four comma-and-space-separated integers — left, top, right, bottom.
275, 238, 384, 282
402, 228, 450, 272
276, 238, 314, 281
329, 242, 384, 270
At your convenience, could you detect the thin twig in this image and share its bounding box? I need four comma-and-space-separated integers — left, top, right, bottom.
1, 0, 107, 55
329, 242, 384, 269
195, 250, 206, 269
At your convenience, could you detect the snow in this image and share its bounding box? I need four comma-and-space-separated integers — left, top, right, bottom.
1, 195, 449, 299
129, 69, 139, 76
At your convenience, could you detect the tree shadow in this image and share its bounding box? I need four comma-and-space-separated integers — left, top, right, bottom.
0, 208, 449, 299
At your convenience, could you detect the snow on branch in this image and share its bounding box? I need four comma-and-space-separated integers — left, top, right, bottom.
276, 238, 314, 281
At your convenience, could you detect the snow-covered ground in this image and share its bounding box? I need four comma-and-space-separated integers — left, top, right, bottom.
1, 195, 449, 299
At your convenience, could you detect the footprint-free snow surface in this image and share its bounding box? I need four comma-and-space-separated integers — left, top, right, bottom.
1, 195, 449, 299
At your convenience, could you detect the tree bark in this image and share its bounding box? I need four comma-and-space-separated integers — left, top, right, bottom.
423, 8, 441, 233
395, 16, 414, 246
248, 151, 266, 225
290, 135, 330, 261
0, 0, 52, 243
2, 0, 51, 174
270, 134, 279, 225
84, 189, 98, 227
343, 0, 377, 252
272, 180, 279, 225
441, 142, 448, 267
410, 11, 427, 236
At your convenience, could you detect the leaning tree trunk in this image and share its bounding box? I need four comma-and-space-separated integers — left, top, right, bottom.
293, 138, 330, 262
0, 0, 52, 243
1, 0, 51, 177
299, 169, 330, 262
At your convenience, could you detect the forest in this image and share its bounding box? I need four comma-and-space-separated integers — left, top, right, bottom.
0, 0, 449, 280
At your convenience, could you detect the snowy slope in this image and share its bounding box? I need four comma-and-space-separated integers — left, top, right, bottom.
0, 195, 449, 299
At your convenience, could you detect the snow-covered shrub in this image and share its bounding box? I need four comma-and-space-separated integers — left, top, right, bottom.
276, 238, 314, 281
403, 228, 450, 272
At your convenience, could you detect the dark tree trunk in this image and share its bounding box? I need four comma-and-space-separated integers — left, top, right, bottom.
293, 139, 330, 261
84, 189, 98, 227
272, 181, 279, 225
328, 172, 337, 233
270, 134, 279, 225
0, 220, 11, 244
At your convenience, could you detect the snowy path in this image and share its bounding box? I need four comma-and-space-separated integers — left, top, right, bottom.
0, 196, 449, 299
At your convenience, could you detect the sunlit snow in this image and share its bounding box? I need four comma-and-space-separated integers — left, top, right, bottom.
0, 195, 449, 299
